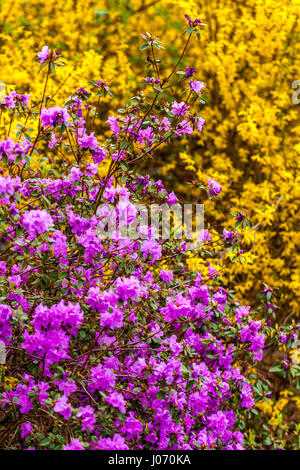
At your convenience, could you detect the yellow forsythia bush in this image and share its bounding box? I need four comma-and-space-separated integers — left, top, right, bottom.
1, 0, 298, 315
114, 0, 300, 315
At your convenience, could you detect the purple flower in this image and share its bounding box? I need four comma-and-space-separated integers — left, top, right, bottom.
51, 230, 68, 258
171, 101, 189, 116
0, 137, 28, 163
64, 438, 85, 450
53, 396, 72, 420
54, 379, 77, 398
4, 91, 16, 108
37, 381, 49, 406
22, 209, 53, 236
97, 434, 129, 450
189, 80, 205, 93
121, 412, 143, 439
0, 304, 13, 345
100, 308, 123, 329
175, 119, 193, 136
92, 146, 107, 164
208, 265, 218, 279
76, 405, 96, 431
20, 94, 30, 107
37, 46, 50, 64
20, 421, 32, 439
90, 365, 116, 391
77, 129, 98, 150
69, 166, 82, 183
167, 191, 179, 205
185, 15, 202, 27
197, 117, 205, 132
159, 117, 171, 132
197, 229, 212, 243
263, 285, 273, 296
114, 276, 144, 301
279, 334, 287, 344
160, 269, 174, 284
40, 106, 70, 128
186, 67, 197, 78
235, 305, 250, 322
107, 116, 120, 135
236, 212, 245, 222
223, 228, 236, 243
105, 392, 126, 414
240, 383, 255, 409
145, 77, 160, 84
0, 262, 6, 276
207, 177, 222, 197
0, 174, 21, 198
140, 239, 162, 262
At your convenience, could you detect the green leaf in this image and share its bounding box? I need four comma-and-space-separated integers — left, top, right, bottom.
157, 391, 166, 400
186, 381, 195, 391
269, 365, 283, 373
40, 437, 51, 447
94, 10, 107, 16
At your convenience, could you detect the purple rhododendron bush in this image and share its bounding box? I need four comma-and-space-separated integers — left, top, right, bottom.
0, 18, 299, 450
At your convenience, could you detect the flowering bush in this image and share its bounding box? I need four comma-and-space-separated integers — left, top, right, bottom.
0, 18, 299, 451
